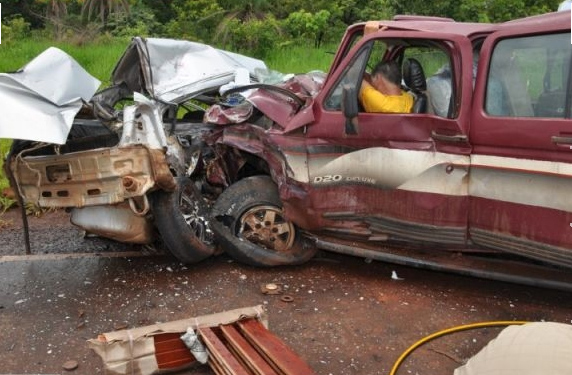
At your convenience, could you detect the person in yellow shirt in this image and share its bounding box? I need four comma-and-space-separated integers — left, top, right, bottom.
359, 61, 414, 113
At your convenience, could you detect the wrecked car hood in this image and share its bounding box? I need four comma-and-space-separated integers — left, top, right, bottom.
112, 37, 267, 103
205, 71, 326, 128
0, 47, 101, 144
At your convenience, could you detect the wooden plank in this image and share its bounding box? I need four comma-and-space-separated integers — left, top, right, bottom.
153, 332, 195, 370
156, 349, 196, 369
237, 319, 316, 375
220, 324, 280, 375
198, 327, 252, 375
208, 352, 229, 375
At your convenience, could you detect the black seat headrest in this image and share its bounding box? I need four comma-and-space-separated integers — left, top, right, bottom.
403, 58, 427, 92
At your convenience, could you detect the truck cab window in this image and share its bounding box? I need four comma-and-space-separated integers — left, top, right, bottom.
485, 32, 571, 118
411, 46, 453, 117
324, 45, 372, 111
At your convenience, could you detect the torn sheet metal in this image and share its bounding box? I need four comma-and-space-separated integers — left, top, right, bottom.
0, 47, 101, 144
88, 305, 267, 375
205, 72, 326, 126
112, 37, 267, 103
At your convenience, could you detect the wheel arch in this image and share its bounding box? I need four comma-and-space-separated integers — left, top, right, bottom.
210, 175, 317, 266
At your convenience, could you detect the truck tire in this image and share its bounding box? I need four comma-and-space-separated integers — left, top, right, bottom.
211, 176, 316, 266
152, 177, 215, 263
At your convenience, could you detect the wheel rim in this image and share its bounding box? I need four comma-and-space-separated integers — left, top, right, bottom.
179, 185, 214, 245
238, 205, 296, 252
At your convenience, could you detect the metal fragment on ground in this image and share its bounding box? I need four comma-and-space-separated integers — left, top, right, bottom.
62, 360, 79, 371
261, 283, 283, 294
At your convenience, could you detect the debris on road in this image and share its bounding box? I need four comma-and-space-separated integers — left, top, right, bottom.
261, 282, 283, 295
180, 327, 208, 364
89, 305, 315, 375
62, 360, 79, 371
199, 318, 316, 375
88, 306, 267, 375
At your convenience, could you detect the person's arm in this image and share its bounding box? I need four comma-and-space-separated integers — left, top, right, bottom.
360, 82, 391, 112
359, 82, 414, 113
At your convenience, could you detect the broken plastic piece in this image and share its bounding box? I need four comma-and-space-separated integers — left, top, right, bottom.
181, 327, 209, 364
391, 270, 404, 280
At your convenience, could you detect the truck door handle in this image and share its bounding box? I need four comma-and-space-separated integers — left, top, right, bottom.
431, 131, 467, 143
551, 135, 572, 145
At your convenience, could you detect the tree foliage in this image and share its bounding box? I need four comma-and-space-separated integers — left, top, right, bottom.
284, 9, 331, 48
80, 0, 130, 24
1, 0, 563, 52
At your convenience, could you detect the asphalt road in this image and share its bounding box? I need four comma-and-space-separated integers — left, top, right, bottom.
1, 209, 571, 375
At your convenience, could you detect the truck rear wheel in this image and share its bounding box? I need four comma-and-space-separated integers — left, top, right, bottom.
152, 177, 215, 263
211, 176, 316, 266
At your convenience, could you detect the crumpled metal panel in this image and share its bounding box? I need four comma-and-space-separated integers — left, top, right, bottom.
11, 146, 174, 208
204, 72, 326, 127
246, 73, 325, 127
204, 102, 254, 125
0, 47, 101, 144
112, 37, 267, 103
71, 204, 155, 244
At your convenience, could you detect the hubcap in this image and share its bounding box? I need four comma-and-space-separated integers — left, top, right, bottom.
180, 185, 213, 245
238, 205, 295, 252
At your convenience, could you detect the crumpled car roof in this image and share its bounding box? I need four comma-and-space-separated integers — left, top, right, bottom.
112, 37, 267, 103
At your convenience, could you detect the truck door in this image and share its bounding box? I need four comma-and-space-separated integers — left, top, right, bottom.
304, 31, 474, 246
469, 14, 572, 268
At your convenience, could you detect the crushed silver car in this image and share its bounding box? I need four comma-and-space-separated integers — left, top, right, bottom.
2, 37, 268, 262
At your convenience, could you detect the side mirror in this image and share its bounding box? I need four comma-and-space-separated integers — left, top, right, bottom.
342, 84, 358, 135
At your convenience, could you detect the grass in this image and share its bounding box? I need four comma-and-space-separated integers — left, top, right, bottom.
266, 43, 337, 74
0, 38, 336, 82
0, 37, 128, 83
0, 37, 336, 211
0, 139, 15, 212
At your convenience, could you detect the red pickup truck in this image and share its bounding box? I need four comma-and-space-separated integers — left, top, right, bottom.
5, 11, 572, 283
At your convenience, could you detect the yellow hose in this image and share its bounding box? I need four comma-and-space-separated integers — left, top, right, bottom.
388, 320, 529, 375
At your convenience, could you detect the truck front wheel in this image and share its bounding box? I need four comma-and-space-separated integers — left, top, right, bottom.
152, 177, 215, 263
211, 176, 316, 266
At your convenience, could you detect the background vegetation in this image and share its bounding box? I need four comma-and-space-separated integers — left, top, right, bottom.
1, 0, 561, 59
0, 0, 563, 211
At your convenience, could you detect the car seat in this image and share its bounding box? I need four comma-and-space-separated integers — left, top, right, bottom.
403, 58, 428, 113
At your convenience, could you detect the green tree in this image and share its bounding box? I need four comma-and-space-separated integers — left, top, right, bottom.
166, 0, 224, 42
37, 0, 69, 38
81, 0, 130, 25
226, 16, 282, 57
390, 0, 560, 22
3, 0, 45, 28
140, 0, 175, 25
1, 16, 31, 44
212, 0, 283, 56
216, 0, 271, 20
105, 2, 161, 37
284, 9, 331, 47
